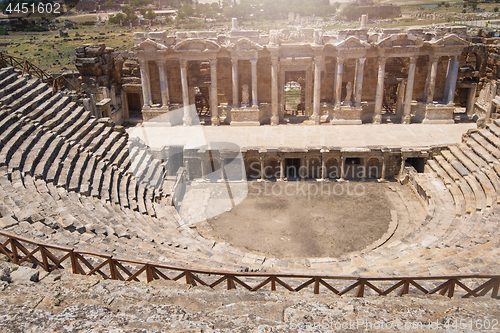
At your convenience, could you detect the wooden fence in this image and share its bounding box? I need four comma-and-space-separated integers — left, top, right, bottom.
0, 52, 76, 93
0, 230, 498, 298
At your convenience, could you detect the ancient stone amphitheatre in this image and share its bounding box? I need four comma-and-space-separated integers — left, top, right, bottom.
0, 18, 500, 332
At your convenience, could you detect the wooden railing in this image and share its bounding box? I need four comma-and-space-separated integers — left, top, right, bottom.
0, 52, 76, 93
0, 230, 498, 298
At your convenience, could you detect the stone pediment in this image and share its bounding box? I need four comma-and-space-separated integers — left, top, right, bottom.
377, 34, 424, 48
433, 34, 469, 47
173, 38, 221, 52
336, 36, 369, 49
132, 39, 168, 52
226, 38, 263, 53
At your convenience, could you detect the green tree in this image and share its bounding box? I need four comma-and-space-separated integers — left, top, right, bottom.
145, 8, 157, 20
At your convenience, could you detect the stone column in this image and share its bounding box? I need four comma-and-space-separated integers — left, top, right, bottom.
340, 157, 346, 181
271, 56, 279, 125
373, 57, 387, 124
180, 59, 191, 126
279, 156, 284, 181
250, 59, 258, 107
466, 83, 477, 117
362, 157, 367, 181
139, 59, 151, 107
399, 157, 407, 179
158, 61, 169, 107
260, 156, 265, 181
321, 156, 326, 181
403, 57, 417, 124
300, 157, 306, 181
354, 58, 366, 107
443, 57, 453, 102
335, 57, 344, 107
380, 157, 386, 181
210, 59, 219, 125
305, 69, 313, 117
232, 58, 239, 108
426, 55, 439, 104
200, 156, 206, 180
312, 55, 323, 124
220, 156, 226, 181
447, 55, 460, 104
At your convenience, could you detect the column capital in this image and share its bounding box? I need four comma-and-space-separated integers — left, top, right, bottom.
429, 54, 439, 62
231, 58, 239, 65
358, 57, 366, 64
337, 57, 344, 65
180, 59, 187, 67
409, 56, 418, 64
250, 58, 258, 63
379, 56, 388, 63
209, 58, 217, 66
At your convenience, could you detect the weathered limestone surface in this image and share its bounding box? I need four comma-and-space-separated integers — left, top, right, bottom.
0, 262, 498, 332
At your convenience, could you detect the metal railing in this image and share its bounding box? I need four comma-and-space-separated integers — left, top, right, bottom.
0, 230, 498, 298
0, 52, 76, 93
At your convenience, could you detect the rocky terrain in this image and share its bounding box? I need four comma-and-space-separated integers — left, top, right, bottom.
0, 260, 499, 332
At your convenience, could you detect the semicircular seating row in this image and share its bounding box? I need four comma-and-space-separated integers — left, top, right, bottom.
0, 67, 253, 271
0, 66, 500, 280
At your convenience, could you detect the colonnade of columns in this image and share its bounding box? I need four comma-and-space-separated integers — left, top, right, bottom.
252, 155, 387, 181
139, 52, 461, 126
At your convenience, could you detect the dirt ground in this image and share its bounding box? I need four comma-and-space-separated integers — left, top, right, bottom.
205, 181, 407, 259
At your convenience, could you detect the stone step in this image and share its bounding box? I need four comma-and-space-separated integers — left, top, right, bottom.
466, 139, 495, 164
56, 146, 79, 188
42, 101, 77, 131
15, 88, 53, 117
34, 136, 63, 180
0, 71, 21, 90
0, 77, 40, 106
448, 145, 479, 173
0, 112, 19, 136
427, 160, 465, 216
470, 132, 500, 159
0, 118, 25, 153
100, 166, 114, 202
94, 131, 121, 160
118, 173, 130, 208
111, 167, 121, 205
6, 82, 48, 113
80, 122, 105, 149
79, 154, 96, 196
68, 151, 90, 192
0, 122, 36, 166
45, 142, 71, 183
0, 74, 27, 98
129, 148, 147, 176
87, 126, 113, 153
8, 127, 44, 171
128, 177, 138, 211
101, 136, 127, 165
60, 109, 91, 139
90, 160, 107, 198
457, 143, 490, 170
0, 67, 15, 81
137, 185, 147, 214
23, 131, 56, 176
67, 117, 97, 143
135, 153, 153, 183
25, 93, 65, 122
51, 105, 85, 136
